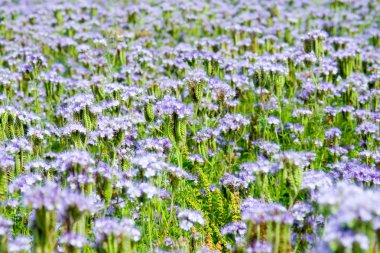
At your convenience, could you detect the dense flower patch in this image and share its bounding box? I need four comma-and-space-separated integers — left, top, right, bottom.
0, 0, 379, 252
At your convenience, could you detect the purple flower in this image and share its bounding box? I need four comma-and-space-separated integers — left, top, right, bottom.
323, 219, 370, 251
9, 174, 43, 193
59, 190, 100, 216
0, 149, 14, 171
356, 121, 378, 135
193, 128, 219, 143
166, 165, 196, 181
327, 146, 349, 156
126, 182, 158, 199
220, 221, 247, 236
60, 233, 88, 248
220, 173, 249, 189
247, 241, 273, 253
301, 171, 333, 191
188, 154, 205, 164
94, 217, 141, 242
0, 216, 12, 236
177, 209, 205, 231
316, 182, 380, 226
325, 127, 342, 140
290, 202, 314, 223
155, 95, 192, 119
301, 30, 327, 41
267, 116, 281, 126
60, 123, 87, 136
56, 94, 94, 120
210, 78, 236, 103
27, 127, 51, 140
329, 160, 380, 185
241, 198, 293, 225
53, 150, 95, 174
253, 140, 281, 155
292, 108, 313, 119
6, 138, 33, 154
8, 236, 31, 252
131, 153, 167, 178
274, 151, 316, 169
218, 113, 249, 133
139, 138, 172, 154
23, 182, 62, 211
240, 157, 279, 175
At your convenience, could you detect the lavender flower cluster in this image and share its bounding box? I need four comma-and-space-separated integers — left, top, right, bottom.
0, 0, 378, 252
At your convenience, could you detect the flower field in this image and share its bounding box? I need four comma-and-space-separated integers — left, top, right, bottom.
0, 0, 379, 252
